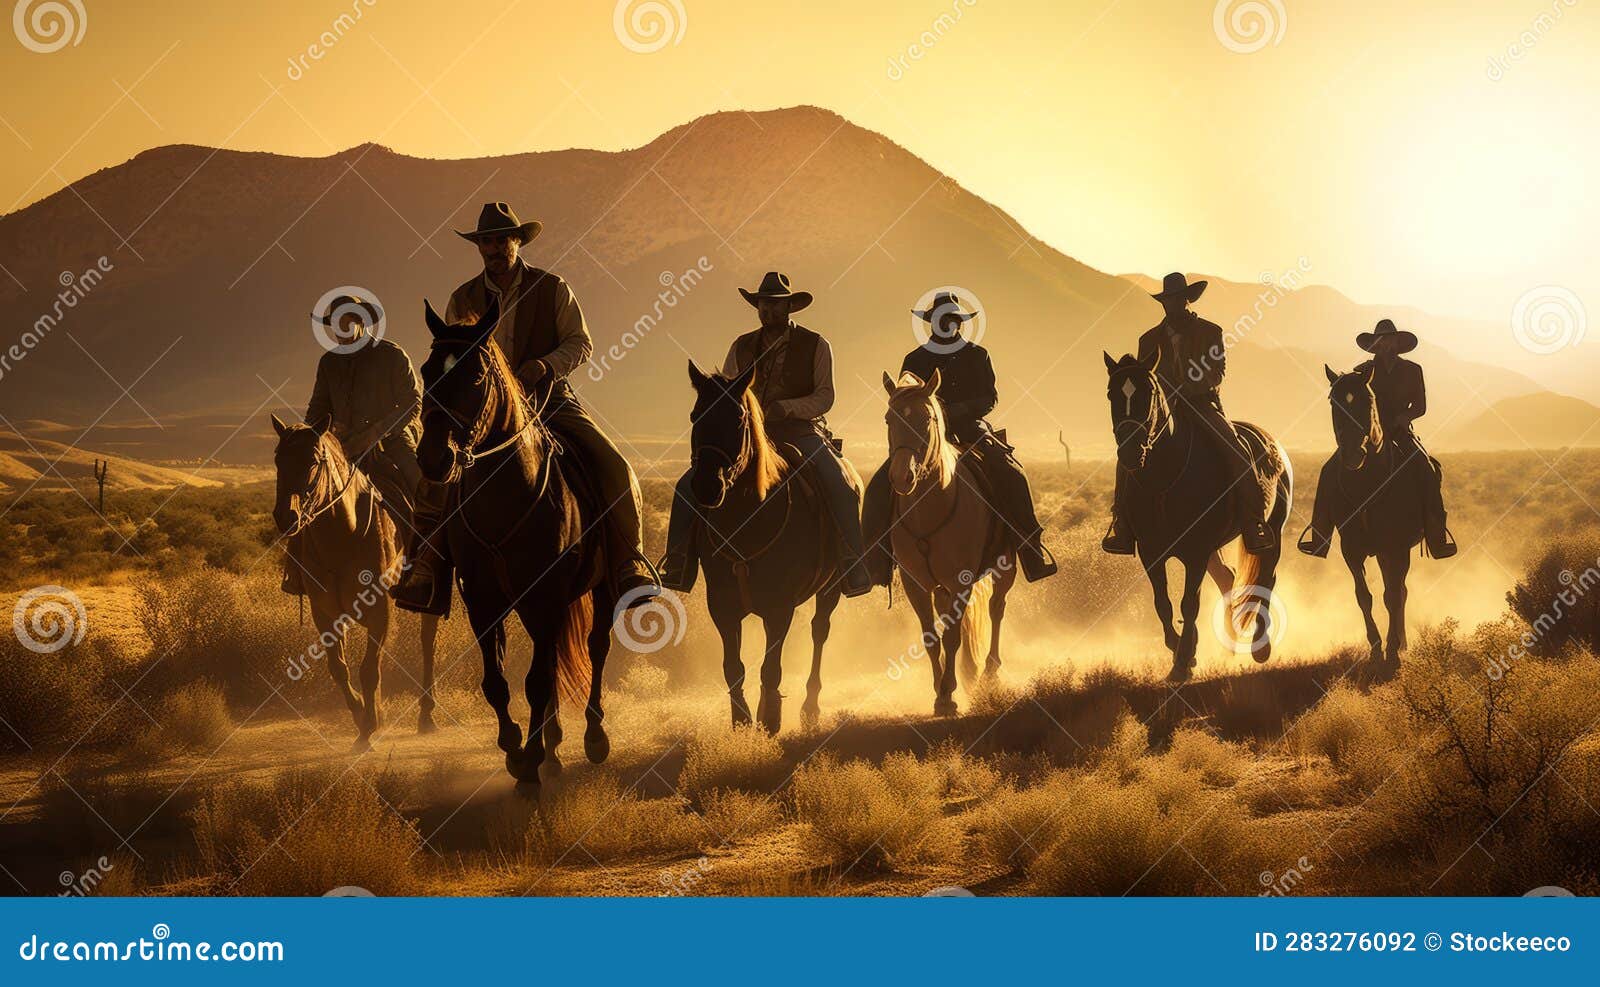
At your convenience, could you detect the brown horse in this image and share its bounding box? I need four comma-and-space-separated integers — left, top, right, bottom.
684, 361, 850, 734
417, 299, 612, 790
882, 370, 1018, 716
1103, 351, 1292, 682
1306, 365, 1425, 668
271, 415, 439, 752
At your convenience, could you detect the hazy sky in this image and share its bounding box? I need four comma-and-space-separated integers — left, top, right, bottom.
0, 0, 1593, 322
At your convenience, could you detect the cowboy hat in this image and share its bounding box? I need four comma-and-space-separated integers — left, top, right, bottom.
738, 271, 812, 312
912, 291, 979, 324
1151, 272, 1207, 304
1356, 318, 1418, 354
313, 293, 383, 328
454, 201, 542, 245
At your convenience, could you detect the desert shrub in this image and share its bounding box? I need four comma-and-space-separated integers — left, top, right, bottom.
698, 789, 785, 846
1506, 532, 1600, 656
1291, 681, 1388, 769
1164, 727, 1247, 787
679, 725, 786, 803
524, 772, 703, 865
791, 752, 960, 870
0, 633, 115, 750
192, 766, 420, 896
137, 681, 234, 756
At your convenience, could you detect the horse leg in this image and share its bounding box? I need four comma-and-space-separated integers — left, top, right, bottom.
472, 612, 521, 771
1169, 557, 1206, 682
540, 692, 563, 781
353, 607, 386, 753
584, 588, 614, 763
1377, 550, 1411, 665
934, 588, 965, 713
984, 568, 1013, 682
1343, 543, 1382, 662
313, 603, 362, 728
905, 587, 950, 716
1143, 554, 1180, 655
1207, 551, 1236, 643
417, 614, 439, 734
519, 625, 560, 791
711, 603, 749, 727
755, 608, 795, 735
802, 586, 842, 730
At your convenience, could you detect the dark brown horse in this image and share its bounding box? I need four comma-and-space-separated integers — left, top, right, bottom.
1103, 351, 1292, 682
1306, 365, 1424, 667
271, 416, 439, 751
684, 361, 851, 734
417, 299, 613, 790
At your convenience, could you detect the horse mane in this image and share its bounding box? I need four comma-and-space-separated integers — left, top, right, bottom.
460, 337, 531, 451
1334, 370, 1384, 456
891, 372, 959, 487
706, 373, 786, 499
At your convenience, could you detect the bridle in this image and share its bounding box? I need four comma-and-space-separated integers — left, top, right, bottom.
887, 397, 946, 495
424, 341, 546, 480
1111, 368, 1174, 471
1331, 382, 1384, 472
282, 440, 362, 538
690, 399, 753, 498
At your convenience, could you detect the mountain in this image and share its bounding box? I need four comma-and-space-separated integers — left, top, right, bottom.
0, 428, 220, 494
0, 106, 1587, 468
1439, 392, 1600, 451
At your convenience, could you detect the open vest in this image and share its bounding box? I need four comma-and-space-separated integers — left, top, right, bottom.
448, 264, 575, 407
730, 324, 822, 422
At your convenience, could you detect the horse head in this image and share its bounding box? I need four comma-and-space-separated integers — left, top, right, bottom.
1103, 349, 1169, 471
882, 369, 953, 496
1325, 364, 1382, 470
686, 359, 779, 508
270, 412, 335, 534
417, 297, 508, 483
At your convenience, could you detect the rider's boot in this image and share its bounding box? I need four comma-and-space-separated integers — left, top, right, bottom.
1423, 459, 1457, 559
1018, 529, 1058, 581
658, 474, 700, 592
1101, 469, 1135, 555
392, 479, 452, 615
280, 552, 304, 596
861, 464, 895, 587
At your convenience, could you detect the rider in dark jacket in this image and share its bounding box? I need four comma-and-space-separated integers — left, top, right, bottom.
1298, 318, 1456, 559
863, 292, 1057, 584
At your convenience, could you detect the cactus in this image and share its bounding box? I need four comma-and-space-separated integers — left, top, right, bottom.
93, 458, 108, 513
1057, 431, 1070, 470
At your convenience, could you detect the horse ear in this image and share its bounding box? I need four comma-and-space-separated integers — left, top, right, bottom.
882, 371, 897, 395
733, 361, 757, 394
923, 368, 942, 395
688, 360, 709, 389
470, 298, 499, 347
1103, 351, 1117, 373
424, 299, 448, 338
270, 413, 288, 438
1325, 364, 1340, 386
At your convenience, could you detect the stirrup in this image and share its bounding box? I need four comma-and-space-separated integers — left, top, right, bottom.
1296, 523, 1330, 559
1101, 523, 1135, 556
1425, 526, 1458, 560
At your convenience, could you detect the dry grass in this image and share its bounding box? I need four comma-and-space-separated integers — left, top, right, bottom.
136, 680, 234, 757
191, 766, 421, 896
698, 789, 786, 846
524, 772, 705, 865
678, 725, 786, 803
791, 751, 962, 870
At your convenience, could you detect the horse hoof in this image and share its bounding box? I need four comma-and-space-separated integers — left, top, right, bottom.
1253, 642, 1272, 664
800, 702, 820, 731
514, 779, 541, 801
417, 713, 438, 735
584, 727, 610, 764
1166, 664, 1192, 684
497, 722, 524, 755
933, 698, 959, 717
539, 754, 563, 783
756, 690, 782, 735
350, 736, 373, 755
730, 696, 752, 727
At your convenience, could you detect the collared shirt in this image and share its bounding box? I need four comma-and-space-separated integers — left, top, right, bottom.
444, 265, 592, 381
720, 323, 836, 422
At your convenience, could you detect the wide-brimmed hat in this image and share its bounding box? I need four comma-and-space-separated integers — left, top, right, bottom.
739, 271, 812, 312
1151, 272, 1207, 304
454, 201, 542, 245
313, 294, 383, 328
912, 291, 979, 324
1357, 318, 1418, 354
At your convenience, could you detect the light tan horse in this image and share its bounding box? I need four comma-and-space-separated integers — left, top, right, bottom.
271, 415, 439, 752
882, 371, 1018, 716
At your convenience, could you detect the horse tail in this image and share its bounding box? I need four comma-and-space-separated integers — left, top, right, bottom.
555, 594, 594, 709
959, 568, 995, 681
1236, 449, 1293, 594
